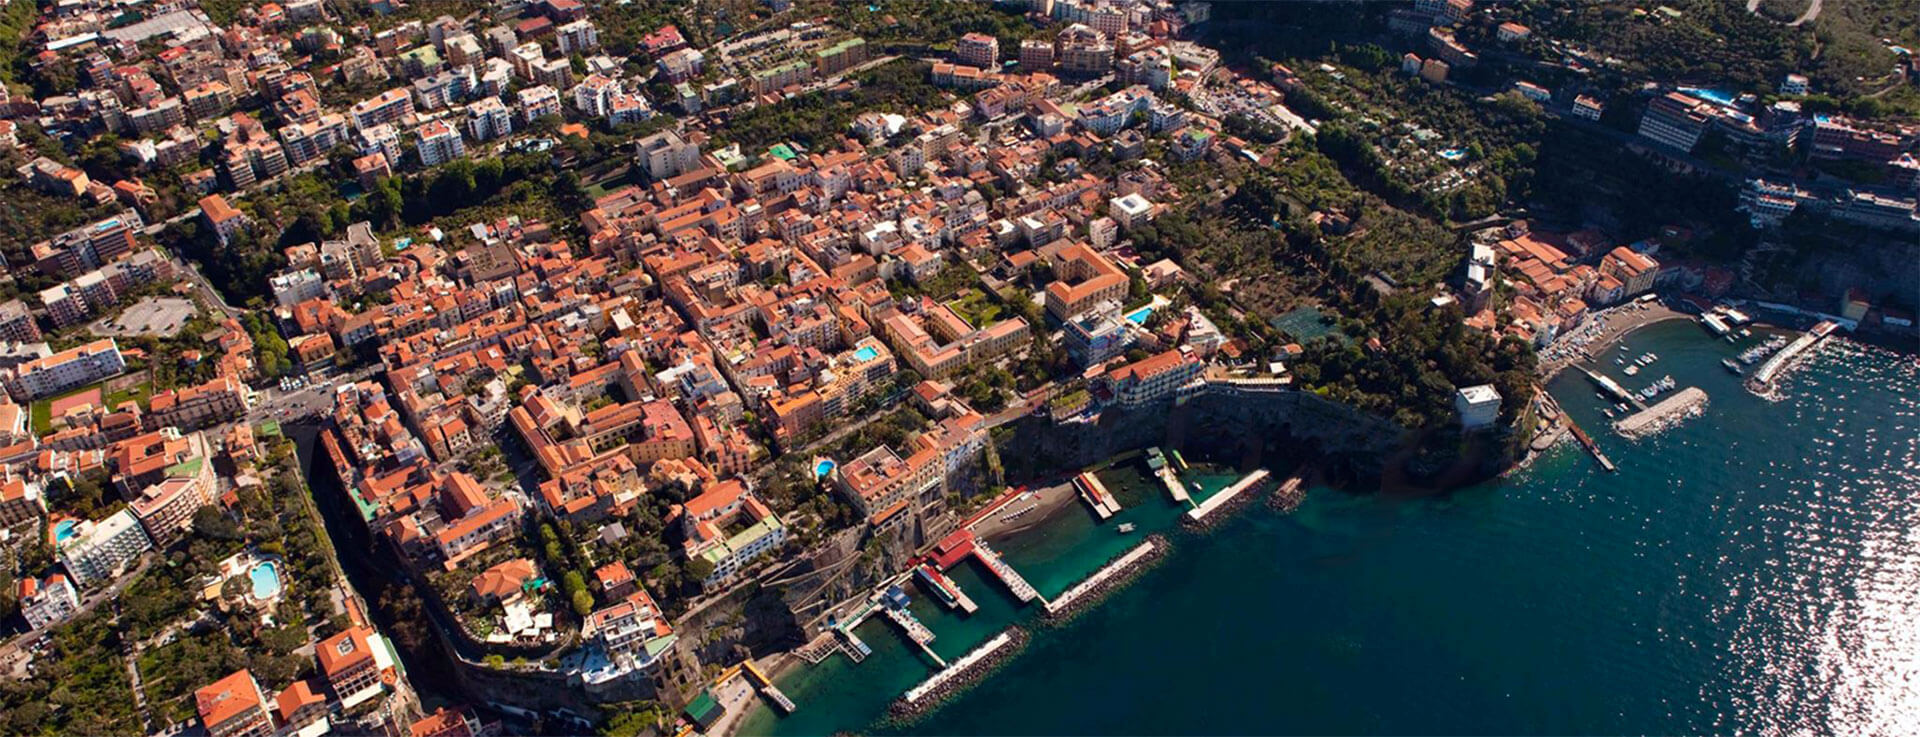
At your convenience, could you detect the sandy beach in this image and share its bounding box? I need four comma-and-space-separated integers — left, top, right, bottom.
1539, 301, 1688, 379
969, 481, 1083, 542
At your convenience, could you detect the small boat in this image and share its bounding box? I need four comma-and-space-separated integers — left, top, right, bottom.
1117, 522, 1136, 533
1624, 365, 1640, 376
1603, 408, 1615, 418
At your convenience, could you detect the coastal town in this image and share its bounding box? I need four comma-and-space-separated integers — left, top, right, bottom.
0, 0, 1914, 735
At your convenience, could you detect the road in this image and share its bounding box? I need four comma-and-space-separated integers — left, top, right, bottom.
0, 558, 152, 667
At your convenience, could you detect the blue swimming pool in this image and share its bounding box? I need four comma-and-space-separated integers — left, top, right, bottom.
853, 345, 879, 362
1125, 307, 1153, 325
814, 459, 836, 479
1437, 148, 1468, 161
53, 519, 78, 545
249, 561, 282, 600
1679, 86, 1737, 107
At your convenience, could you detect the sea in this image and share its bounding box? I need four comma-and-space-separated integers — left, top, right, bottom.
740, 319, 1920, 736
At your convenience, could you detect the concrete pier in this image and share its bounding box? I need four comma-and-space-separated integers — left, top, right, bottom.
883, 608, 948, 667
1613, 387, 1707, 438
1044, 537, 1162, 617
1073, 472, 1121, 519
898, 628, 1025, 708
1186, 468, 1269, 523
1750, 320, 1835, 391
915, 564, 978, 614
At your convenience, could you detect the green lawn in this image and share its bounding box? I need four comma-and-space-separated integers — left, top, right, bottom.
30, 380, 152, 435
946, 289, 1005, 328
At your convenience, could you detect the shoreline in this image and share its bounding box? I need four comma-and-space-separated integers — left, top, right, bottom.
1538, 302, 1689, 381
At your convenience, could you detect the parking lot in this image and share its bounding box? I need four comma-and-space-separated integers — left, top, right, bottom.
91, 297, 199, 338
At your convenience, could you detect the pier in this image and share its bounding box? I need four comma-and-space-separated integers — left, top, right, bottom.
915, 564, 978, 614
833, 625, 871, 663
894, 627, 1030, 718
1186, 468, 1269, 523
1564, 418, 1616, 472
1613, 387, 1707, 438
1044, 537, 1162, 617
882, 607, 948, 668
1581, 367, 1647, 410
1146, 448, 1191, 506
1073, 472, 1121, 519
742, 660, 797, 715
1749, 320, 1836, 391
972, 539, 1043, 605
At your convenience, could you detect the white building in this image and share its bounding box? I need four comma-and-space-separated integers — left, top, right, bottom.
415, 120, 466, 167
271, 268, 329, 308
4, 338, 126, 401
18, 573, 81, 629
58, 509, 154, 587
466, 97, 513, 141
1455, 384, 1502, 430
636, 130, 701, 180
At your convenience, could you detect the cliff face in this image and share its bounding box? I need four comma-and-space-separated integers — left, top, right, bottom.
997, 389, 1411, 484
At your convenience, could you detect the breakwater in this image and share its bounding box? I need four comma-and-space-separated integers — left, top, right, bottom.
1613, 387, 1708, 438
887, 627, 1030, 723
1183, 469, 1271, 531
1267, 471, 1307, 512
1042, 535, 1170, 624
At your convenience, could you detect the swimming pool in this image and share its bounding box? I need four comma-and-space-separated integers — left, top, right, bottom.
1679, 86, 1737, 107
1437, 148, 1468, 161
853, 345, 880, 362
1125, 307, 1154, 325
814, 459, 836, 479
249, 561, 282, 600
53, 519, 78, 545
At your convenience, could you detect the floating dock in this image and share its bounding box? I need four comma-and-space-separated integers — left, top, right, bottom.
1073, 472, 1121, 519
742, 660, 797, 714
882, 607, 947, 668
1043, 537, 1162, 617
1613, 387, 1707, 438
1749, 320, 1835, 391
915, 564, 978, 614
1186, 468, 1269, 523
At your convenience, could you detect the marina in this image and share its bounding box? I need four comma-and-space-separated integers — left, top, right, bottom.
914, 564, 979, 614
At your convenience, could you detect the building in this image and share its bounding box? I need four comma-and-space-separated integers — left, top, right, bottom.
17, 573, 80, 629
1044, 243, 1129, 320
1055, 24, 1114, 76
583, 587, 678, 678
813, 37, 869, 77
349, 87, 416, 131
1108, 193, 1156, 229
1455, 384, 1501, 429
415, 120, 466, 167
0, 299, 44, 342
1779, 73, 1810, 96
1572, 95, 1604, 122
201, 195, 251, 246
1598, 246, 1659, 300
1062, 299, 1137, 366
195, 670, 274, 737
555, 19, 599, 55
678, 479, 786, 587
517, 84, 563, 121
130, 474, 215, 548
4, 338, 126, 401
317, 626, 400, 709
1019, 39, 1054, 70
1638, 92, 1714, 152
466, 97, 513, 142
955, 32, 999, 69
57, 509, 154, 587
1103, 348, 1201, 409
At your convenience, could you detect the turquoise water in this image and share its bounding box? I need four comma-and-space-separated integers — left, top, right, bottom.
1125, 307, 1153, 325
53, 519, 77, 545
855, 346, 880, 362
1438, 147, 1468, 160
744, 320, 1920, 735
249, 561, 282, 600
814, 459, 836, 479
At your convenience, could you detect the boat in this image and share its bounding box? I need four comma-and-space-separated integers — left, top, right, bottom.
1603, 408, 1615, 418
1117, 522, 1137, 533
1624, 365, 1640, 376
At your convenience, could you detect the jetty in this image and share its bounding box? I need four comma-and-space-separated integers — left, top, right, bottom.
1186, 468, 1269, 524
1145, 447, 1191, 505
915, 564, 978, 614
1749, 320, 1836, 391
971, 539, 1042, 604
891, 627, 1031, 721
1043, 537, 1165, 619
833, 625, 871, 663
1581, 367, 1647, 410
1073, 472, 1121, 519
1564, 417, 1616, 472
1613, 387, 1707, 438
742, 660, 797, 715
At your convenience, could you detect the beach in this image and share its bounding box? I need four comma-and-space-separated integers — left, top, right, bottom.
968, 481, 1083, 542
1538, 300, 1686, 379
